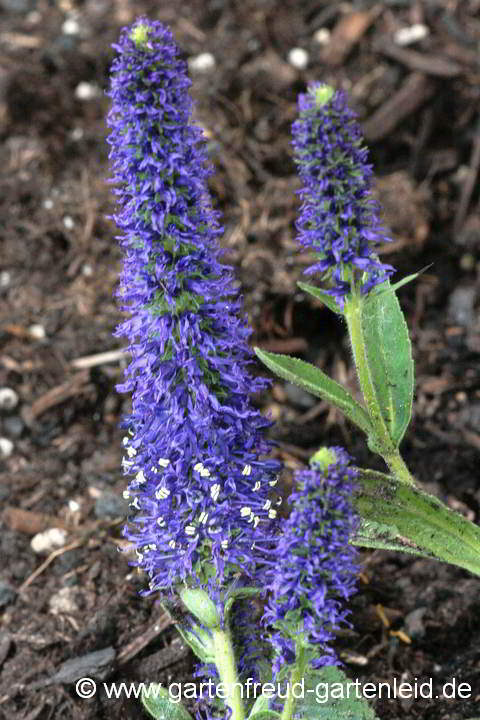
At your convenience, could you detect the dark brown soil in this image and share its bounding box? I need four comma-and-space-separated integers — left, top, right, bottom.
1, 1, 480, 719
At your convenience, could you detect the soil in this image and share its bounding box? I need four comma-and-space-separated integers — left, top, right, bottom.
1, 1, 480, 719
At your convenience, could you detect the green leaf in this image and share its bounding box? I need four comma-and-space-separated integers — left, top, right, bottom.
142, 685, 194, 720
351, 518, 433, 559
354, 469, 480, 576
359, 281, 414, 447
295, 666, 379, 720
176, 625, 215, 664
224, 586, 261, 623
366, 266, 431, 301
254, 348, 373, 437
248, 693, 271, 717
248, 713, 281, 720
297, 282, 343, 315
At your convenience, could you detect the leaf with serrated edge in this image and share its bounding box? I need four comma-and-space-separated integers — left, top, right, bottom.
254, 348, 372, 437
354, 469, 480, 576
360, 281, 414, 447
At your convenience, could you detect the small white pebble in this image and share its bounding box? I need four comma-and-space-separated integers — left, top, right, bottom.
394, 24, 429, 46
74, 82, 101, 101
63, 216, 75, 230
68, 499, 80, 512
188, 52, 216, 73
70, 127, 84, 141
31, 528, 67, 554
49, 586, 79, 614
0, 271, 11, 288
43, 198, 54, 210
0, 437, 14, 458
313, 27, 331, 46
28, 324, 46, 340
287, 47, 309, 70
62, 18, 80, 36
0, 388, 19, 411
81, 263, 93, 277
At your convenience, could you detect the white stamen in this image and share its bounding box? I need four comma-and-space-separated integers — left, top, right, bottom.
242, 464, 252, 476
269, 479, 278, 487
122, 490, 130, 499
157, 517, 166, 527
268, 509, 277, 519
155, 487, 170, 500
263, 500, 272, 510
169, 540, 176, 549
126, 446, 137, 458
221, 539, 228, 549
210, 484, 220, 501
253, 481, 261, 492
198, 511, 208, 525
130, 497, 140, 509
240, 506, 251, 517
136, 470, 146, 484
185, 525, 196, 536
158, 458, 170, 467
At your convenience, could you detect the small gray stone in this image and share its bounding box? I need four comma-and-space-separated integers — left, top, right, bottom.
0, 0, 36, 12
0, 581, 16, 608
284, 382, 316, 409
404, 607, 427, 639
94, 491, 128, 519
2, 415, 24, 438
447, 286, 476, 327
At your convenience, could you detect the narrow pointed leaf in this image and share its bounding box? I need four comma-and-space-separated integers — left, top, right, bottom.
254, 348, 373, 437
354, 469, 480, 576
360, 281, 414, 446
297, 282, 343, 314
365, 265, 432, 302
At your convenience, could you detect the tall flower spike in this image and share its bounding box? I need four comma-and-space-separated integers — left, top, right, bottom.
263, 447, 359, 673
292, 83, 395, 306
107, 18, 281, 592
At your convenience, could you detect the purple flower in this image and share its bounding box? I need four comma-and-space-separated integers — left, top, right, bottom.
292, 83, 395, 305
107, 18, 281, 593
263, 447, 359, 672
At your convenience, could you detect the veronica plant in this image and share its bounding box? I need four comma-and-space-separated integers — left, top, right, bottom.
108, 17, 480, 720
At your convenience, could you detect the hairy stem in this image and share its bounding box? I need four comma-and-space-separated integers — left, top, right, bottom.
212, 628, 245, 720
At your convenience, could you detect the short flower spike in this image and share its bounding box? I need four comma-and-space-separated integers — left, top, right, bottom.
263, 447, 359, 672
292, 82, 395, 305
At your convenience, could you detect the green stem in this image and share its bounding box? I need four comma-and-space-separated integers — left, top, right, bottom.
344, 294, 415, 486
212, 628, 245, 720
383, 448, 416, 486
280, 645, 306, 720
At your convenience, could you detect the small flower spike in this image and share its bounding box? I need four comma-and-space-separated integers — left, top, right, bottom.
107, 18, 281, 593
292, 83, 395, 305
263, 447, 359, 673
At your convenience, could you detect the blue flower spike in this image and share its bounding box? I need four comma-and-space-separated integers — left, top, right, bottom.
107, 18, 281, 594
292, 82, 395, 306
263, 446, 359, 673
